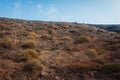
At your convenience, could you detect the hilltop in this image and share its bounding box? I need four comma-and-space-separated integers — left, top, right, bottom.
0, 18, 120, 80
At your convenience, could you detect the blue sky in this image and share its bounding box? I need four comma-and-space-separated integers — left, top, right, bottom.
0, 0, 120, 24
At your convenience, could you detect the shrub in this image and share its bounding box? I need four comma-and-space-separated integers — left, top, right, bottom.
27, 32, 39, 39
74, 35, 90, 44
109, 45, 119, 51
85, 49, 98, 58
97, 50, 104, 55
95, 58, 104, 64
0, 31, 6, 38
49, 29, 56, 35
20, 49, 39, 61
22, 40, 37, 49
110, 52, 120, 59
0, 24, 11, 30
65, 63, 95, 72
0, 31, 11, 38
101, 63, 120, 73
0, 38, 16, 49
40, 33, 51, 40
23, 59, 44, 73
68, 29, 83, 36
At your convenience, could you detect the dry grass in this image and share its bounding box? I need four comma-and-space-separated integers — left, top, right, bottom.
0, 38, 16, 49
65, 63, 95, 72
0, 24, 11, 30
95, 58, 104, 64
40, 33, 51, 40
23, 59, 44, 73
27, 32, 39, 39
22, 40, 37, 49
20, 49, 39, 61
0, 31, 12, 38
49, 29, 56, 35
74, 35, 91, 44
0, 18, 120, 80
85, 49, 98, 58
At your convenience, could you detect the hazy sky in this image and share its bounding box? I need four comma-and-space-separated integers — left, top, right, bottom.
0, 0, 120, 24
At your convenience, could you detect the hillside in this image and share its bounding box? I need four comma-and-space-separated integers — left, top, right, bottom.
89, 24, 120, 33
0, 18, 120, 80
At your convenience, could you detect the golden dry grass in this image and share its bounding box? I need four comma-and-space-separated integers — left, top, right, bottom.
20, 49, 39, 61
0, 38, 16, 49
27, 32, 39, 39
0, 18, 120, 80
40, 33, 51, 40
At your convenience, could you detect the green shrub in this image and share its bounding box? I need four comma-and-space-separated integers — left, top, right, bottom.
101, 63, 120, 73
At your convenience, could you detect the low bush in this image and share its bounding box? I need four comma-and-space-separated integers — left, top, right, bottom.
95, 58, 104, 64
74, 35, 90, 44
85, 49, 98, 58
0, 31, 11, 38
23, 59, 44, 73
97, 50, 104, 55
0, 38, 16, 49
22, 40, 37, 49
40, 33, 51, 40
65, 63, 95, 72
0, 24, 11, 30
27, 32, 39, 39
20, 49, 39, 61
101, 63, 120, 73
48, 29, 56, 35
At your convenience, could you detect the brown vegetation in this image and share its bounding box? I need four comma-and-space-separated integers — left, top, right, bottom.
23, 59, 44, 73
22, 40, 37, 49
27, 32, 39, 39
0, 18, 120, 80
20, 49, 39, 61
0, 38, 16, 49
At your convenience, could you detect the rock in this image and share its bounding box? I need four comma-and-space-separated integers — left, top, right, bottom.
55, 76, 60, 80
39, 71, 47, 77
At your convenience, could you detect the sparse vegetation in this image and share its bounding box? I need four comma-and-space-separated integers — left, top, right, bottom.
97, 50, 104, 55
65, 63, 95, 72
20, 49, 39, 61
0, 38, 16, 49
85, 49, 98, 58
0, 18, 120, 80
22, 40, 37, 49
0, 24, 11, 30
23, 59, 44, 73
101, 63, 120, 73
74, 35, 90, 44
27, 32, 39, 39
95, 58, 104, 64
40, 33, 51, 40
